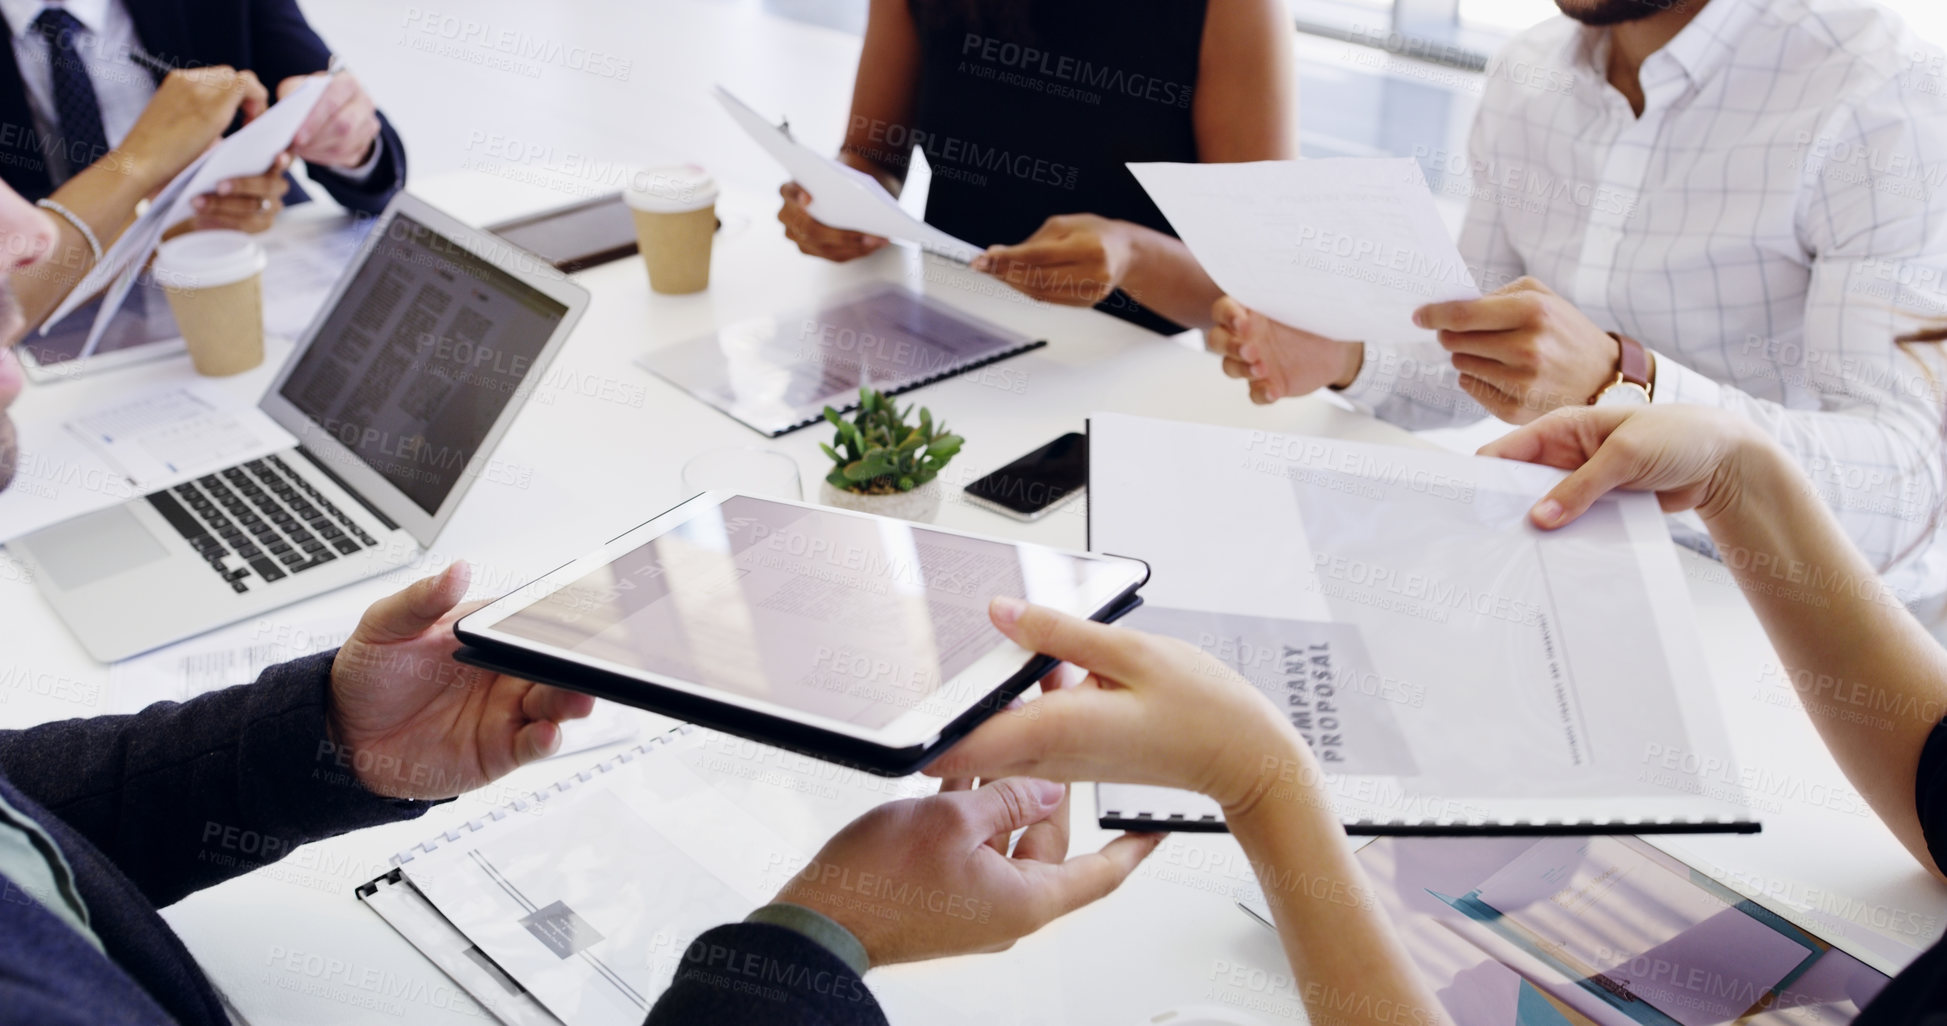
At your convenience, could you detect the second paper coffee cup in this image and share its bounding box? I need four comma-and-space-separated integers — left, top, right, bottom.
154, 231, 267, 377
626, 164, 718, 295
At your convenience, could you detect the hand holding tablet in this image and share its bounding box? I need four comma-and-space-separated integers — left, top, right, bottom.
454, 493, 1148, 774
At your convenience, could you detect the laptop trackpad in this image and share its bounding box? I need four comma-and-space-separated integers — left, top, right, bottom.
33, 504, 170, 590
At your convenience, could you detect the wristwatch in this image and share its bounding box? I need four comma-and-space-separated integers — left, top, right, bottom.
1592, 332, 1653, 406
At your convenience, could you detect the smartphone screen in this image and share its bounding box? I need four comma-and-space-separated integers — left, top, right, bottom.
965, 433, 1088, 518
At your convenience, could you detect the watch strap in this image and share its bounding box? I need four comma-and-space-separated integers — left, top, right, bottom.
1610, 332, 1651, 391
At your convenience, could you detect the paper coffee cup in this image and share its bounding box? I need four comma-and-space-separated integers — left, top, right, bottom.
154, 231, 267, 377
626, 164, 717, 295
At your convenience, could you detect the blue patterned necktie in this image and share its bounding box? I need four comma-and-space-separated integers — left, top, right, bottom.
31, 7, 110, 182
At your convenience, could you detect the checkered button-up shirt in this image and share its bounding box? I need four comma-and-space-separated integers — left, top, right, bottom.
1338, 0, 1947, 601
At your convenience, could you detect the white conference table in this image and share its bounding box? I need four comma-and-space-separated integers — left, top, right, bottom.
0, 0, 1938, 1020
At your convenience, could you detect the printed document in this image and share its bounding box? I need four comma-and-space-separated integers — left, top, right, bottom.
397, 730, 933, 1026
1129, 158, 1479, 343
1091, 412, 1747, 829
0, 384, 293, 543
716, 86, 978, 261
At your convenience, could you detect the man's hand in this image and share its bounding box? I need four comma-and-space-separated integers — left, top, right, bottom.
775, 777, 1161, 966
778, 183, 888, 261
118, 67, 268, 194
327, 563, 596, 799
189, 152, 292, 234
970, 214, 1135, 306
1206, 295, 1363, 404
278, 72, 381, 170
1414, 277, 1621, 423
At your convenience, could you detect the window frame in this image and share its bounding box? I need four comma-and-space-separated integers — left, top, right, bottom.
1289, 0, 1514, 71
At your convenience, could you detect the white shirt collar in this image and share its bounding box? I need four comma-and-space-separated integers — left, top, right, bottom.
1569, 0, 1762, 112
1, 0, 115, 42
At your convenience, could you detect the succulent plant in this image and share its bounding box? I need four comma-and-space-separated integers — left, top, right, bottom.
820, 387, 963, 495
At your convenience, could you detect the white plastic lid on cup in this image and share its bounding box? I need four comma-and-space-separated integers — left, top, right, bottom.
153, 230, 267, 289
624, 164, 718, 213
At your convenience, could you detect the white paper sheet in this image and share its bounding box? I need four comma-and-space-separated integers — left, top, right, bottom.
715, 86, 979, 262
1090, 412, 1748, 831
70, 388, 270, 481
0, 383, 295, 542
44, 75, 333, 353
1128, 158, 1480, 343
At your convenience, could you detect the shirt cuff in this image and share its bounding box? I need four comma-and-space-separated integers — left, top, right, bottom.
326, 136, 385, 185
745, 902, 870, 977
1333, 343, 1389, 411
1649, 350, 1723, 407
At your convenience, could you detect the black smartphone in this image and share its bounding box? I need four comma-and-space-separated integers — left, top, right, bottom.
963, 432, 1088, 521
486, 193, 640, 273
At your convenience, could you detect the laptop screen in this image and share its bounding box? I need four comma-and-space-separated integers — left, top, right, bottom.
279, 214, 569, 514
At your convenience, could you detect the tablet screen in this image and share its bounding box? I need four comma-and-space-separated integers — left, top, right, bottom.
489, 496, 1135, 733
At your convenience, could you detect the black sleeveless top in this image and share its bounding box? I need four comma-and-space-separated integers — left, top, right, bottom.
898, 0, 1208, 334
1851, 717, 1947, 1026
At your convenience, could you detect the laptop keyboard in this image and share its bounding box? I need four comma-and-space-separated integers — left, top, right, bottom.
145, 455, 381, 593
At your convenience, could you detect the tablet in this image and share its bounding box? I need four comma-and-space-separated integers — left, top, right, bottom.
455, 492, 1150, 774
486, 193, 643, 273
17, 282, 184, 381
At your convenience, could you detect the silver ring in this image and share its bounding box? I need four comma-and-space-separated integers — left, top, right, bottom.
259, 198, 272, 212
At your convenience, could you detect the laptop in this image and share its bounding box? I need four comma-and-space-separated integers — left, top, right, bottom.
11, 194, 590, 662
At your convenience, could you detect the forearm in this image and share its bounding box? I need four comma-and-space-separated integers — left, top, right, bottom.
643, 921, 885, 1025
9, 151, 161, 336
1705, 438, 1947, 876
1228, 734, 1444, 1026
1119, 226, 1224, 329
0, 652, 436, 906
1664, 354, 1947, 588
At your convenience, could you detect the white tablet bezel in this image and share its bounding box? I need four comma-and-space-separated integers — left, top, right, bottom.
459, 491, 1149, 750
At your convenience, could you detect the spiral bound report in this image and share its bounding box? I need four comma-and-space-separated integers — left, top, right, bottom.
637, 282, 1046, 438
386, 725, 696, 867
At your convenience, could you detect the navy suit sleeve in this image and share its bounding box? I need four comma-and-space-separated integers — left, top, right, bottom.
247, 0, 407, 212
0, 651, 438, 908
644, 923, 888, 1026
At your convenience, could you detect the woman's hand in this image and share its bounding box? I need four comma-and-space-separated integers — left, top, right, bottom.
926, 597, 1296, 815
777, 182, 888, 261
116, 67, 269, 194
970, 214, 1136, 306
1206, 296, 1364, 404
774, 777, 1160, 966
1477, 405, 1772, 529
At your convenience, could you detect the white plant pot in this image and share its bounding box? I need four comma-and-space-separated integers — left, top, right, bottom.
819, 478, 943, 522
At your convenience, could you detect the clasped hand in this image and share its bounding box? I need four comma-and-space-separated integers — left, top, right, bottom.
1205, 277, 1623, 419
